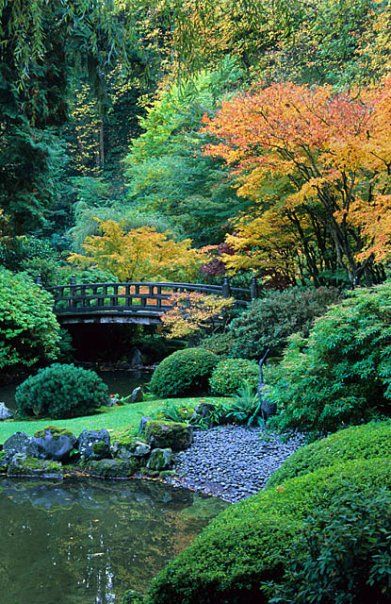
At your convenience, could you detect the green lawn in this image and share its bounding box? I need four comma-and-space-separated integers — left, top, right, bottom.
0, 397, 228, 444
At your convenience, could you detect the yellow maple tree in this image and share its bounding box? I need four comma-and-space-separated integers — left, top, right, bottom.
69, 220, 205, 281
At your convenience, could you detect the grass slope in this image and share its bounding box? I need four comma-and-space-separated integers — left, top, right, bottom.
0, 397, 228, 443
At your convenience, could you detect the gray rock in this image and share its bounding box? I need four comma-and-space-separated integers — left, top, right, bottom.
7, 454, 63, 479
145, 420, 193, 452
0, 402, 13, 420
84, 458, 136, 479
78, 429, 110, 460
29, 428, 77, 461
3, 432, 31, 457
147, 448, 173, 471
129, 347, 143, 368
138, 416, 152, 434
130, 386, 143, 403
260, 400, 277, 420
133, 442, 151, 457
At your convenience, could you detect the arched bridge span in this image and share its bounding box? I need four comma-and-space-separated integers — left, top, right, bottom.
47, 278, 259, 325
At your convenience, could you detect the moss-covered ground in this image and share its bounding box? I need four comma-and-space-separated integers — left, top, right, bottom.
0, 397, 228, 444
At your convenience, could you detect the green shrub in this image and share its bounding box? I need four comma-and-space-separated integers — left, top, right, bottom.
267, 282, 391, 434
149, 348, 218, 398
147, 459, 391, 604
228, 286, 342, 359
199, 332, 235, 357
210, 358, 259, 395
264, 489, 391, 603
0, 267, 61, 372
267, 421, 391, 487
16, 363, 109, 419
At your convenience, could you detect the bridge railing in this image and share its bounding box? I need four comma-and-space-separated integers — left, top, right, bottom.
46, 277, 259, 316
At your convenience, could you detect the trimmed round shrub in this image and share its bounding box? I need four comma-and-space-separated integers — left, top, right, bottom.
147, 458, 391, 604
16, 363, 109, 419
0, 267, 61, 372
149, 348, 219, 398
267, 421, 391, 487
210, 358, 259, 395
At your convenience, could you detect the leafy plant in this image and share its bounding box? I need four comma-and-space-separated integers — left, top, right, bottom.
209, 358, 259, 395
161, 292, 234, 340
150, 348, 219, 398
226, 383, 261, 426
263, 489, 391, 603
16, 363, 109, 419
69, 221, 205, 282
228, 286, 343, 360
268, 282, 391, 434
0, 267, 61, 372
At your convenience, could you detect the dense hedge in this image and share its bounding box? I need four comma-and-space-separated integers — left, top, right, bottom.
210, 358, 259, 395
16, 363, 109, 419
147, 458, 391, 604
0, 267, 61, 371
228, 286, 342, 359
264, 488, 391, 603
150, 348, 219, 397
267, 282, 391, 433
267, 421, 391, 487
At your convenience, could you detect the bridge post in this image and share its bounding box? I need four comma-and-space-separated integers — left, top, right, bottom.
250, 275, 261, 299
222, 276, 231, 298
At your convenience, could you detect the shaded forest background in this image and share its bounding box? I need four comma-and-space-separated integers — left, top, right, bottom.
0, 0, 390, 290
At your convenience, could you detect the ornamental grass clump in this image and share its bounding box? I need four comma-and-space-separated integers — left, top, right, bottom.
16, 363, 109, 419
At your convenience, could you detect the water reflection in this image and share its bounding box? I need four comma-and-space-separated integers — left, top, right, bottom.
0, 479, 226, 604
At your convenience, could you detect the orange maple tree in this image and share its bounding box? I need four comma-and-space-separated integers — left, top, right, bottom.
202, 78, 391, 284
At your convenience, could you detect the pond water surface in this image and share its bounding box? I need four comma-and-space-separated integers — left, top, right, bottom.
0, 478, 227, 604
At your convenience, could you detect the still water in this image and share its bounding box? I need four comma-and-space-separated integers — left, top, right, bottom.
0, 478, 226, 604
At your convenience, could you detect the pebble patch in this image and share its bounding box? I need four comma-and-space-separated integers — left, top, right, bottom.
165, 425, 305, 502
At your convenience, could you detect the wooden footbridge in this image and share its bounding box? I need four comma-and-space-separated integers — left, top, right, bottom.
46, 277, 260, 325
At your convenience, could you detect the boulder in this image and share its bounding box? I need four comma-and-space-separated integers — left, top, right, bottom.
130, 386, 143, 403
0, 451, 9, 474
29, 427, 77, 461
78, 429, 111, 460
0, 402, 13, 420
191, 402, 216, 424
7, 454, 63, 479
146, 448, 173, 472
3, 432, 31, 458
84, 458, 137, 479
145, 421, 193, 452
261, 399, 277, 420
111, 438, 151, 462
129, 347, 143, 368
138, 416, 152, 434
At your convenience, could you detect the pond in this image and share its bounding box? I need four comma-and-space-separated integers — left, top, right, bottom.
0, 478, 227, 604
0, 370, 151, 411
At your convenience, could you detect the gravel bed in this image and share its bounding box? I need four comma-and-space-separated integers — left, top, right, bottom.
165, 425, 305, 503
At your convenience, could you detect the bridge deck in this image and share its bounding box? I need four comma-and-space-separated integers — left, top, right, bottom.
47, 279, 257, 325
